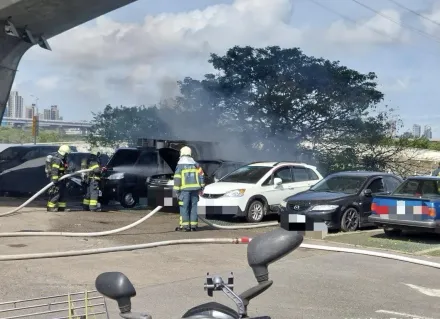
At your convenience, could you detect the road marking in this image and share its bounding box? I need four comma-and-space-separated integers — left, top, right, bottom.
404, 283, 440, 298
376, 310, 434, 319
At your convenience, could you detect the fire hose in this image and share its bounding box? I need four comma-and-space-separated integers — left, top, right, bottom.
0, 169, 440, 270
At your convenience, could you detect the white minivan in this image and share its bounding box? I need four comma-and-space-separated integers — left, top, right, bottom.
198, 161, 323, 222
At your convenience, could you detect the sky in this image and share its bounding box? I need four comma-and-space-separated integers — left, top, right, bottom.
11, 0, 440, 137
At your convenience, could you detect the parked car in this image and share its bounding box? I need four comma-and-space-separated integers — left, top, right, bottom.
147, 149, 244, 211
101, 147, 176, 208
369, 176, 440, 236
198, 161, 323, 223
279, 171, 403, 232
101, 138, 218, 208
0, 145, 78, 196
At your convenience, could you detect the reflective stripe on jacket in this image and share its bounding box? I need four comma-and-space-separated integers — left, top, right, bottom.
87, 159, 101, 180
173, 156, 205, 192
50, 154, 66, 181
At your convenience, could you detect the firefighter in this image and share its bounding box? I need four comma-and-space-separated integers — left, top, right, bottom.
173, 146, 205, 231
47, 145, 71, 212
82, 150, 103, 212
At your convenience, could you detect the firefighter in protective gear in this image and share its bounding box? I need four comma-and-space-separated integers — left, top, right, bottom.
47, 145, 71, 212
173, 146, 205, 232
82, 150, 103, 212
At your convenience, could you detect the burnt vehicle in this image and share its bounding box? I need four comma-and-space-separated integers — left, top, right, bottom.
147, 147, 244, 211
0, 149, 109, 201
0, 145, 78, 196
101, 139, 218, 208
278, 171, 403, 232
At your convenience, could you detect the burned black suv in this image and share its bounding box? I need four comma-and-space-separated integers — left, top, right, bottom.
101, 139, 219, 208
147, 147, 244, 211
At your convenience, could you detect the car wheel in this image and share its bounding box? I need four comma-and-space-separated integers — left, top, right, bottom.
120, 192, 138, 208
340, 207, 360, 232
245, 200, 265, 223
383, 227, 402, 237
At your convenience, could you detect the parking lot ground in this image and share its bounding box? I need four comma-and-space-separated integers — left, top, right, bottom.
322, 228, 440, 255
2, 202, 440, 318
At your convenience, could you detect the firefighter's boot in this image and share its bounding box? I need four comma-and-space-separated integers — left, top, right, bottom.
47, 207, 58, 212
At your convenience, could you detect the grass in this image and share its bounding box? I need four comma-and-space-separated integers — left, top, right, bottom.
324, 229, 440, 254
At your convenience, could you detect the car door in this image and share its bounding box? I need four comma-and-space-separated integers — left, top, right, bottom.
291, 166, 317, 193
360, 177, 387, 223
260, 166, 296, 205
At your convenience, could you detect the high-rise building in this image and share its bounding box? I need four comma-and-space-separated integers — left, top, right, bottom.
412, 124, 421, 138
50, 105, 59, 120
5, 91, 24, 118
25, 105, 36, 119
43, 109, 51, 120
423, 125, 432, 140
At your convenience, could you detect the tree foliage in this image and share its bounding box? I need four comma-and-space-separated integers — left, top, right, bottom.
87, 45, 427, 176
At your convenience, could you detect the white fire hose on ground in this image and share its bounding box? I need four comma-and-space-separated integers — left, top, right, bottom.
0, 170, 440, 270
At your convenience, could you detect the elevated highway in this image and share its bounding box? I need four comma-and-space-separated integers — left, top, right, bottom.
0, 0, 137, 122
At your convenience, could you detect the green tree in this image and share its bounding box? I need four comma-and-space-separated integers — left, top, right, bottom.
87, 105, 173, 147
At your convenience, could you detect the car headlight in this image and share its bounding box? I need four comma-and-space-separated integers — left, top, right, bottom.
223, 189, 246, 197
108, 172, 124, 180
310, 205, 339, 211
280, 199, 288, 208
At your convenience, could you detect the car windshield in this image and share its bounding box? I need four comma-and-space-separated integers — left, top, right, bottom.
220, 166, 271, 184
199, 162, 221, 177
310, 175, 367, 194
393, 179, 440, 198
107, 149, 140, 167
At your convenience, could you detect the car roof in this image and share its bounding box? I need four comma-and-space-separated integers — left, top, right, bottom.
329, 171, 395, 177
198, 160, 244, 164
407, 175, 440, 180
247, 161, 315, 168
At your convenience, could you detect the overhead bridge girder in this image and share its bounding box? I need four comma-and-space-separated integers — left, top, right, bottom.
0, 31, 32, 120
0, 0, 137, 123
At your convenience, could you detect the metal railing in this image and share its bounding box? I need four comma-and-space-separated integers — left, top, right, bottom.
0, 290, 109, 319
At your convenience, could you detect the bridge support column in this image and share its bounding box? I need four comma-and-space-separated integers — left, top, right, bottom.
0, 32, 32, 122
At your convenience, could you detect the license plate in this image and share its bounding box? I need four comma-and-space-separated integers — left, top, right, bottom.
98, 190, 102, 197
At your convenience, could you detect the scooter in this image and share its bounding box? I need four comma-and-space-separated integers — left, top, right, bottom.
94, 227, 304, 319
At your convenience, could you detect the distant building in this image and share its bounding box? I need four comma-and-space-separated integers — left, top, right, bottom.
25, 105, 36, 119
50, 105, 59, 120
423, 125, 432, 140
5, 91, 24, 118
412, 124, 421, 138
43, 109, 51, 120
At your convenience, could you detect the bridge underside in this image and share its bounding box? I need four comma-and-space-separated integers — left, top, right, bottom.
0, 0, 137, 122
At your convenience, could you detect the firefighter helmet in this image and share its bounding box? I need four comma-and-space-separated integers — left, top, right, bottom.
58, 145, 71, 156
180, 146, 192, 157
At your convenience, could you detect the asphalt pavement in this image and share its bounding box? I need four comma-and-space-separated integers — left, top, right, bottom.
0, 203, 439, 318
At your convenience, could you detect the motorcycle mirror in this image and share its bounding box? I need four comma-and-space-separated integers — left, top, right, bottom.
247, 228, 303, 282
95, 272, 136, 313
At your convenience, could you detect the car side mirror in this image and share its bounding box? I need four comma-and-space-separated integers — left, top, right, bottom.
95, 272, 136, 313
247, 228, 303, 282
274, 177, 282, 186
363, 189, 372, 197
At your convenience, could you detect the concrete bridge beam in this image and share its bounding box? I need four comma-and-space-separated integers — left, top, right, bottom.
0, 32, 32, 120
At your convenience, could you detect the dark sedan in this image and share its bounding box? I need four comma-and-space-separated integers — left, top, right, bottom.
279, 171, 403, 232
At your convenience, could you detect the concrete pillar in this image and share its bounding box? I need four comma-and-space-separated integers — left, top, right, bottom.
0, 32, 32, 122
